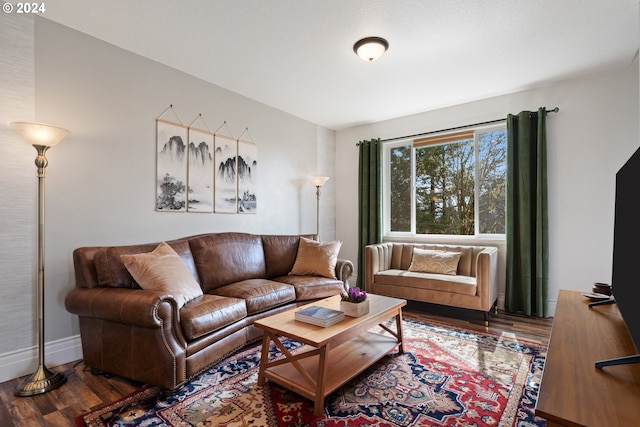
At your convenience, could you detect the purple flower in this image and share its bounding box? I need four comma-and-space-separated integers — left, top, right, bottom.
340, 287, 367, 303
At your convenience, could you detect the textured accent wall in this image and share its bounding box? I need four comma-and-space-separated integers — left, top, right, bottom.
0, 13, 36, 354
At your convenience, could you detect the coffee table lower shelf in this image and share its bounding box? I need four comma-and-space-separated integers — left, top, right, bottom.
258, 331, 399, 414
255, 294, 406, 416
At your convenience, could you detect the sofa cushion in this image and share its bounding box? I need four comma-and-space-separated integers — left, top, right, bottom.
212, 279, 296, 314
374, 269, 477, 296
289, 237, 342, 279
189, 233, 267, 292
274, 275, 344, 301
180, 294, 247, 341
120, 242, 203, 308
262, 234, 314, 278
408, 248, 461, 275
93, 239, 197, 288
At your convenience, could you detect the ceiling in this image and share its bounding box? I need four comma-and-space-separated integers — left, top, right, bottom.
42, 0, 639, 131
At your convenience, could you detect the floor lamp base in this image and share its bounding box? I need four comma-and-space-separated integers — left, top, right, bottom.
14, 364, 67, 397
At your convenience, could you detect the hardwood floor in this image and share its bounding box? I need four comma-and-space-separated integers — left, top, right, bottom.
403, 300, 554, 343
0, 304, 553, 427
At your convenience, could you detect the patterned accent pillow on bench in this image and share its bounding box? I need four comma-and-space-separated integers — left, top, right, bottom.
408, 248, 461, 276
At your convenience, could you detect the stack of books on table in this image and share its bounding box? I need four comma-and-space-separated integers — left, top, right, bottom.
295, 305, 345, 327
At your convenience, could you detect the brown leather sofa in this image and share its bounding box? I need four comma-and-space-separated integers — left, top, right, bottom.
365, 242, 498, 324
65, 232, 353, 392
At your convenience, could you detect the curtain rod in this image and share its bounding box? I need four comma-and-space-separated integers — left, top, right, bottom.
356, 107, 559, 146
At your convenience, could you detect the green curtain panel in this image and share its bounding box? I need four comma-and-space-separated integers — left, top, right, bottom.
506, 108, 549, 317
357, 139, 382, 288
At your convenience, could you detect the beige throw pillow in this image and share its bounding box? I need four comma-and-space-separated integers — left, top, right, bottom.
121, 242, 203, 308
289, 237, 342, 279
408, 248, 461, 275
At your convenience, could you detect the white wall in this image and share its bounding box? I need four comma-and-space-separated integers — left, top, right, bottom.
0, 16, 336, 381
316, 126, 337, 241
336, 64, 639, 316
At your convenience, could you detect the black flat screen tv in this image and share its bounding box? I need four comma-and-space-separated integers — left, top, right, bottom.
594, 146, 640, 368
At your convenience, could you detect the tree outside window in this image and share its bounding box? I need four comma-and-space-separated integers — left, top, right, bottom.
386, 127, 506, 237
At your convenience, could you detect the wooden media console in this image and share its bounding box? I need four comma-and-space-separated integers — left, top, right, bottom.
536, 290, 640, 426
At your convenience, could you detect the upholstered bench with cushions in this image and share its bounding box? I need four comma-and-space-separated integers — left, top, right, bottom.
65, 232, 353, 393
364, 242, 498, 323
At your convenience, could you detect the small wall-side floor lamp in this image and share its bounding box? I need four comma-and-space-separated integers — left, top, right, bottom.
309, 176, 329, 239
9, 121, 70, 396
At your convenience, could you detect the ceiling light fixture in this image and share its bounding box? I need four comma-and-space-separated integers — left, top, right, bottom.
353, 37, 389, 62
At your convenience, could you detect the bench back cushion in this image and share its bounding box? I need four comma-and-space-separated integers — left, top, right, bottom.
392, 243, 486, 277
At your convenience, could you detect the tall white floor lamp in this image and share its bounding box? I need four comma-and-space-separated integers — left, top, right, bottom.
9, 121, 70, 397
309, 176, 329, 239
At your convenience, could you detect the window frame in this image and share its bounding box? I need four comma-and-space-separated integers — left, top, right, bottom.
382, 124, 507, 241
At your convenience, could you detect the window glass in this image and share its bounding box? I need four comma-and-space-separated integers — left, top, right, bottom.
389, 144, 412, 232
385, 126, 506, 237
477, 129, 507, 234
415, 138, 474, 235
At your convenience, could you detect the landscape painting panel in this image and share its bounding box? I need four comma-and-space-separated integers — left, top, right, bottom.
187, 128, 214, 212
214, 134, 237, 213
156, 120, 188, 211
237, 140, 257, 213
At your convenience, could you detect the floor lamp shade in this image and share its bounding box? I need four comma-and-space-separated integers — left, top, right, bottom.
8, 121, 69, 396
9, 121, 69, 147
309, 176, 329, 187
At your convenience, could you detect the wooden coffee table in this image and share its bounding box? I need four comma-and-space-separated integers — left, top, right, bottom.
254, 293, 406, 416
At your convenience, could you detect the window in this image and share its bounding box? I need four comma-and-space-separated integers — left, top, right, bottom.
384, 126, 507, 237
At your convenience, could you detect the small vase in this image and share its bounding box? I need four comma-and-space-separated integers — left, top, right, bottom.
340, 299, 370, 317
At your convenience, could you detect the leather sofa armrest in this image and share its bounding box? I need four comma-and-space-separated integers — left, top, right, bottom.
475, 247, 499, 309
66, 286, 189, 390
335, 259, 354, 290
65, 287, 181, 329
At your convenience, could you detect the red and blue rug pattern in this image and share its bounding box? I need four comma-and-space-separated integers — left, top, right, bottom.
77, 317, 547, 427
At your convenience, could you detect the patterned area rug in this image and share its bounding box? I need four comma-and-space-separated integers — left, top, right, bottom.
76, 317, 547, 427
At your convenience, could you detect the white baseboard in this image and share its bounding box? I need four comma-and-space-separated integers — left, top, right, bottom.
498, 294, 557, 317
0, 335, 83, 383
548, 299, 557, 317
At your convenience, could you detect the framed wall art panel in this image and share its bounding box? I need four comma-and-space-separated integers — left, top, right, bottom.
187, 128, 214, 212
214, 134, 237, 213
237, 139, 257, 213
156, 120, 188, 211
